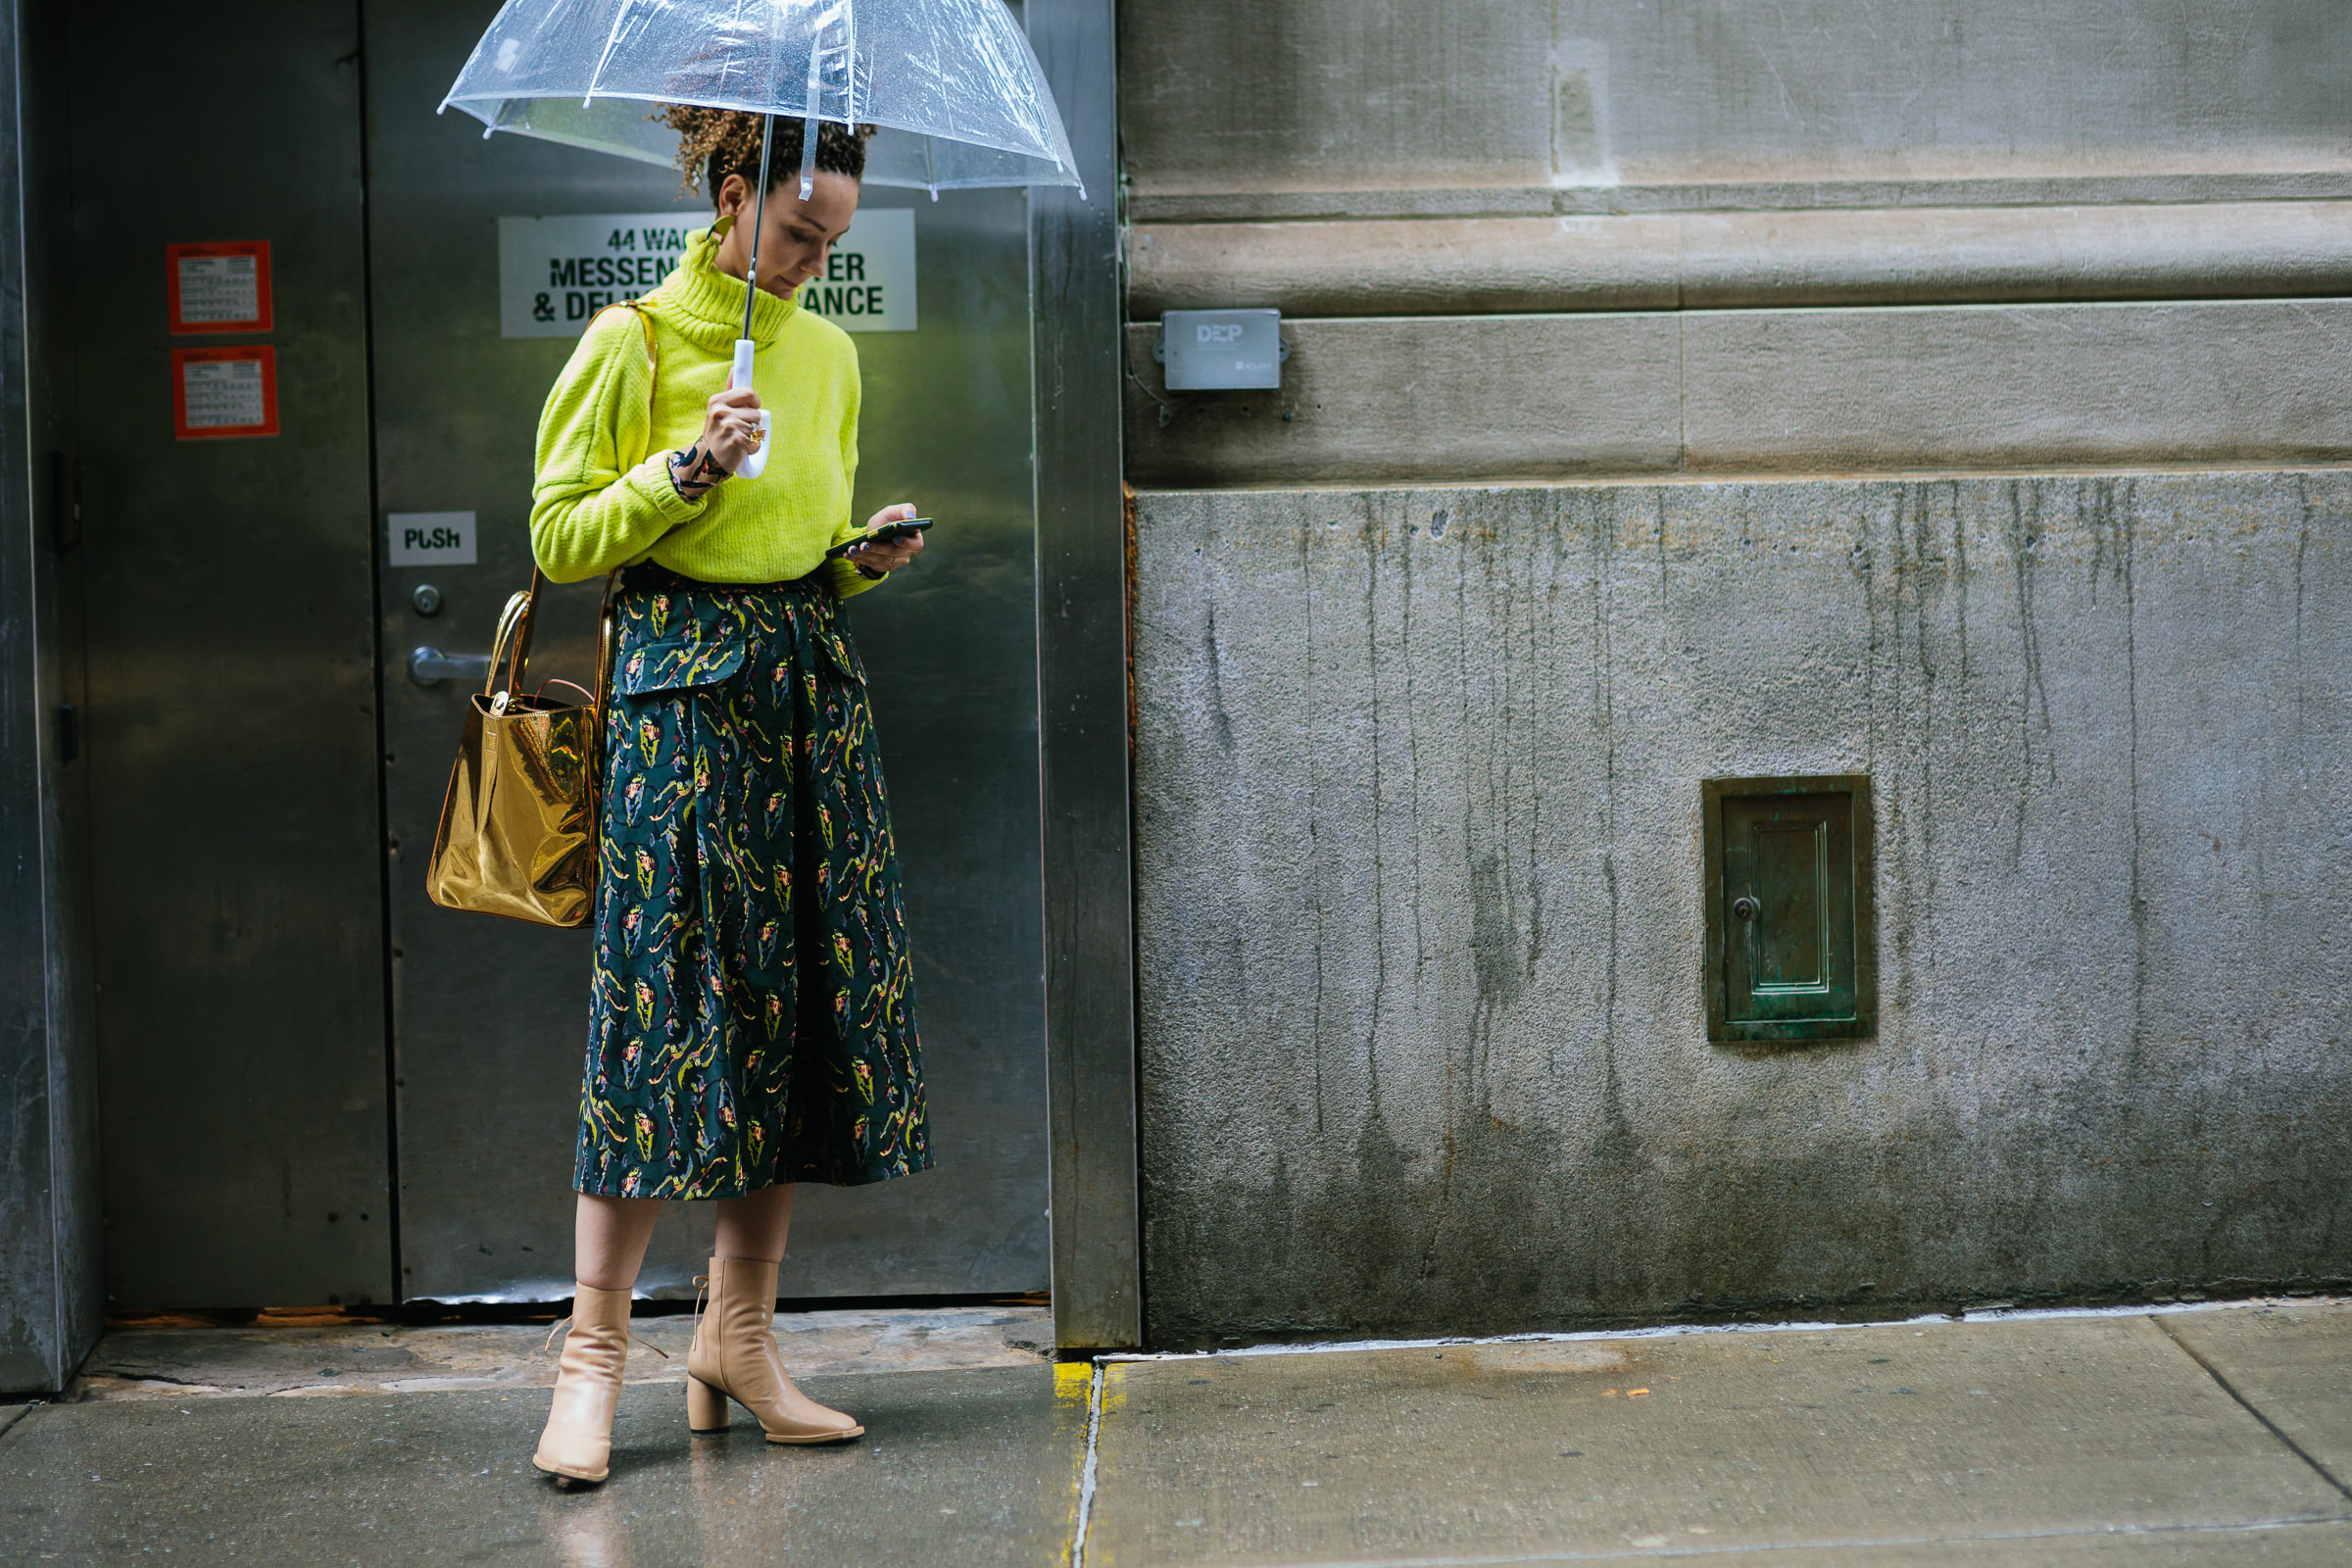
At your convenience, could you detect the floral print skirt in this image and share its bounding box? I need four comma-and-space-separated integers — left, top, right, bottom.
574, 565, 932, 1199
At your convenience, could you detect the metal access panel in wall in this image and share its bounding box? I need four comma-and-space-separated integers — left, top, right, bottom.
1704, 776, 1876, 1044
364, 4, 1050, 1301
65, 0, 393, 1308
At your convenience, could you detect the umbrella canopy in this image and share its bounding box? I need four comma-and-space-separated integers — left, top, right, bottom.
439, 0, 1079, 193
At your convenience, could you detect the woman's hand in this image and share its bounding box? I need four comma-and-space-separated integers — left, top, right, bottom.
847, 502, 926, 575
695, 386, 767, 475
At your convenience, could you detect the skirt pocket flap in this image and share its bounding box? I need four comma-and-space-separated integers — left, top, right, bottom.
817, 625, 867, 685
613, 635, 747, 695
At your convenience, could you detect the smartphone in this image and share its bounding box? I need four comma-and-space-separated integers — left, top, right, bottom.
826, 518, 933, 558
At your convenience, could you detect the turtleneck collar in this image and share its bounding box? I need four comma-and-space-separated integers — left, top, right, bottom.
659, 215, 801, 348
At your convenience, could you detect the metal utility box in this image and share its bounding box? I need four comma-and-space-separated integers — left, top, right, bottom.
1703, 775, 1876, 1043
1156, 308, 1283, 390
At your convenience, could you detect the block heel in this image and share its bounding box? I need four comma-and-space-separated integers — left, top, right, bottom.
687, 1373, 731, 1433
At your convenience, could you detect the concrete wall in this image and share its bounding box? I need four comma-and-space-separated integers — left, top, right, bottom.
1123, 303, 2352, 488
1133, 473, 2352, 1345
1123, 1, 2351, 203
1118, 3, 2352, 1344
1120, 2, 2352, 493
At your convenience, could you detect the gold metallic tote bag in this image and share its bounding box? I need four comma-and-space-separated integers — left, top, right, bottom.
426, 300, 652, 928
424, 572, 613, 927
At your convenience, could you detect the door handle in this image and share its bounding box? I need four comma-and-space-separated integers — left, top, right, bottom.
409, 646, 493, 688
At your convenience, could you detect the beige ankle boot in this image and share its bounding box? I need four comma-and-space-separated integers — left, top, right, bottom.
686, 1256, 862, 1444
532, 1284, 634, 1484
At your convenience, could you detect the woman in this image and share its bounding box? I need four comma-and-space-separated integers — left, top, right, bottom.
525, 109, 932, 1487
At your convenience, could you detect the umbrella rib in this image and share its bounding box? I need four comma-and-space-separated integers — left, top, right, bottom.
584, 0, 645, 105
711, 0, 755, 92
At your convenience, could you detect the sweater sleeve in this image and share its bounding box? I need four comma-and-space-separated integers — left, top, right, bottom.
529, 313, 706, 584
822, 349, 880, 600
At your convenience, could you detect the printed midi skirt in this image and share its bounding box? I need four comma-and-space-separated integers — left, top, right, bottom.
574, 565, 932, 1199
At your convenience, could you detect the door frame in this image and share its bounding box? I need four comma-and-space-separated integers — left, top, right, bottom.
1027, 0, 1141, 1351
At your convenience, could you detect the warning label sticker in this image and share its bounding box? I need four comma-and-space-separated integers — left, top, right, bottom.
172, 346, 278, 439
167, 241, 272, 334
498, 210, 916, 338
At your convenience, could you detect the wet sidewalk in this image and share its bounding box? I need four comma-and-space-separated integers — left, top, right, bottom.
3, 1298, 2348, 1566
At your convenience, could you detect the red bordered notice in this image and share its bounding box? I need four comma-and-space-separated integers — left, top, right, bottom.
172, 346, 279, 440
166, 241, 272, 334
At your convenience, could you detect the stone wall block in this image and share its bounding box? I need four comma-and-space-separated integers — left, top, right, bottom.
1125, 316, 1687, 487
1127, 302, 2352, 487
1129, 204, 2352, 318
1132, 471, 2352, 1344
1122, 2, 2352, 198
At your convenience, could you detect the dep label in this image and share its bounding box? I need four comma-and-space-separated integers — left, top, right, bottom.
388, 512, 476, 566
498, 210, 916, 338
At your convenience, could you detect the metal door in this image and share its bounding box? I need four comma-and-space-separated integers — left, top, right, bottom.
363, 4, 1050, 1301
66, 0, 393, 1309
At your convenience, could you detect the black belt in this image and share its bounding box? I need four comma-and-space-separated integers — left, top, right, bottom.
618, 562, 828, 596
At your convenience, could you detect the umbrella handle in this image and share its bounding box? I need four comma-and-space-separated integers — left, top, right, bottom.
729, 338, 771, 480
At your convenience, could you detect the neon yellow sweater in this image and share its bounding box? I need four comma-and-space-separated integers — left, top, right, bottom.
529, 218, 879, 597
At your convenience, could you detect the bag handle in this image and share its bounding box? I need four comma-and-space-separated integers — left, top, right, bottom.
590, 573, 619, 805
572, 301, 658, 797
483, 567, 548, 701
493, 304, 651, 706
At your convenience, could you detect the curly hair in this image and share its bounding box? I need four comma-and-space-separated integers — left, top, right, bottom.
656, 106, 874, 204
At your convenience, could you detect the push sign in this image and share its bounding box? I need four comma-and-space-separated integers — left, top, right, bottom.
1157, 308, 1285, 391
388, 512, 477, 566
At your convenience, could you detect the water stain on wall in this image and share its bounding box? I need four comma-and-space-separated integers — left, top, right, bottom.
1132, 471, 2352, 1346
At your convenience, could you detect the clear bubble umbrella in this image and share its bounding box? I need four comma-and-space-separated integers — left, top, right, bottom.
441, 0, 1079, 196
439, 0, 1080, 473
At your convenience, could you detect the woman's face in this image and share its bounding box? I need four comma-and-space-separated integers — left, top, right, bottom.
712, 169, 860, 301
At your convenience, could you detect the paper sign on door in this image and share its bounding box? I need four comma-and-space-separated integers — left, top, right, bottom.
498, 210, 916, 337
167, 241, 272, 334
172, 346, 278, 440
793, 210, 916, 332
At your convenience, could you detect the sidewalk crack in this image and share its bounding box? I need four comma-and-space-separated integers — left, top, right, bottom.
0, 1404, 35, 1446
1071, 1360, 1105, 1568
2154, 1314, 2352, 1501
